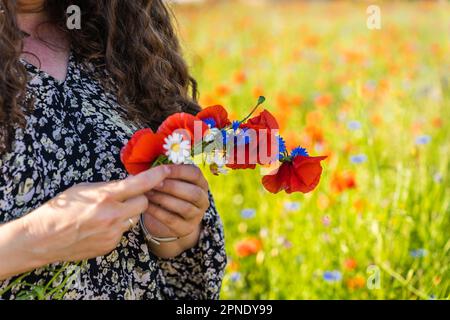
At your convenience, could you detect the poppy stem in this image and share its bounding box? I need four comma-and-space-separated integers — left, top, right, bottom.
240, 96, 266, 124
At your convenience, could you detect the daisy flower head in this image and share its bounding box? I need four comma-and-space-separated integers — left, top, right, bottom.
204, 127, 221, 143
206, 150, 228, 175
163, 132, 191, 164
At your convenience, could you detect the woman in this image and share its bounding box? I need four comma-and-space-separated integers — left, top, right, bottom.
0, 0, 226, 300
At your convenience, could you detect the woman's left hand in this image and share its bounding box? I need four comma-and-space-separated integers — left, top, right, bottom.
143, 165, 210, 258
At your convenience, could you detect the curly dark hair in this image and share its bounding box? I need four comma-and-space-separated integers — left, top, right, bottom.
0, 0, 200, 154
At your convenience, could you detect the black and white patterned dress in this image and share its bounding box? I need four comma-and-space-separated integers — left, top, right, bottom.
0, 52, 227, 300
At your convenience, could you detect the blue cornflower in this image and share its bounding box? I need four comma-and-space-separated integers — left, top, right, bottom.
284, 201, 300, 211
350, 154, 367, 164
410, 248, 428, 258
323, 270, 342, 282
291, 147, 309, 158
230, 272, 241, 282
277, 136, 287, 155
348, 120, 361, 131
241, 208, 256, 219
203, 118, 217, 129
221, 129, 230, 145
232, 121, 241, 132
415, 135, 431, 145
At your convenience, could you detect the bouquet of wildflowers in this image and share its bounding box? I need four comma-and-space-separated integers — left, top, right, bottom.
121, 97, 327, 194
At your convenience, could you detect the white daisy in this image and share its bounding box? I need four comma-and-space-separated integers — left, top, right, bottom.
204, 127, 221, 143
206, 150, 228, 175
163, 133, 191, 164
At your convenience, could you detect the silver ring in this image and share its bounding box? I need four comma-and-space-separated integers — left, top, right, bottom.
128, 218, 135, 229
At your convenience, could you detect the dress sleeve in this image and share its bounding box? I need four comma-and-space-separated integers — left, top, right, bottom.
154, 192, 227, 300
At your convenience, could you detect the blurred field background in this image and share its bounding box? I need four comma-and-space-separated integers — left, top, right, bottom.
172, 0, 449, 299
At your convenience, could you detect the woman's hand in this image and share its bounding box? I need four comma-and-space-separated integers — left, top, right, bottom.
0, 166, 170, 280
143, 165, 210, 259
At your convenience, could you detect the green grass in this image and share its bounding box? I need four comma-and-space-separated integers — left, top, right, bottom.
174, 1, 450, 299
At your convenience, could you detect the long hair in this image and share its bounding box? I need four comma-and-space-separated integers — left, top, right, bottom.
0, 0, 200, 154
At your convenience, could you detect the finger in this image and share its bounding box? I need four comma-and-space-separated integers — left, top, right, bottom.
145, 203, 194, 237
119, 215, 140, 233
120, 194, 148, 220
166, 165, 209, 191
152, 179, 210, 209
147, 191, 201, 220
107, 166, 171, 201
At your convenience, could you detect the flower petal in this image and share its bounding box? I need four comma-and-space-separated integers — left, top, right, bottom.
197, 105, 231, 129
120, 129, 166, 175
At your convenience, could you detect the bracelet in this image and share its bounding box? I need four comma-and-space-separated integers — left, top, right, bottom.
139, 214, 179, 245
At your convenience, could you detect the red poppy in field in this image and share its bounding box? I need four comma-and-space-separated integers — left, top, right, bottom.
262, 155, 327, 194
314, 93, 333, 108
344, 258, 358, 271
120, 128, 165, 175
331, 171, 357, 193
157, 112, 208, 145
346, 276, 366, 290
215, 84, 231, 97
235, 238, 262, 258
197, 105, 231, 129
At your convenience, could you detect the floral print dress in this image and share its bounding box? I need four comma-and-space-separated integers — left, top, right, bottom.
0, 52, 227, 300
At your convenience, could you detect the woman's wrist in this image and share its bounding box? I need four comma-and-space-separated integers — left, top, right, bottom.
143, 214, 202, 259
0, 215, 48, 280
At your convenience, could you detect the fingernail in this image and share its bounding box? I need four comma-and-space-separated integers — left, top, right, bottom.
163, 166, 171, 174
158, 181, 164, 188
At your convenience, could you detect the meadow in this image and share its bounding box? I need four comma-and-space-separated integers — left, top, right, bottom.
174, 1, 450, 299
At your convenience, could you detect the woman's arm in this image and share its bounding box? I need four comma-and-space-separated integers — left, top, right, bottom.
0, 166, 170, 281
0, 219, 45, 280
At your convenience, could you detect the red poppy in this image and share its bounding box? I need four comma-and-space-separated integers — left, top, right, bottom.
157, 112, 208, 145
197, 105, 231, 129
235, 237, 262, 258
226, 143, 258, 170
331, 171, 357, 193
262, 155, 327, 194
244, 109, 279, 131
240, 110, 280, 166
344, 258, 358, 271
120, 129, 165, 175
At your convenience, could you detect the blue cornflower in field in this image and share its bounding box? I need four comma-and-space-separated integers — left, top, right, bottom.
284, 201, 301, 211
350, 154, 367, 164
203, 117, 217, 129
347, 120, 361, 131
291, 147, 309, 157
433, 173, 443, 184
323, 270, 342, 282
241, 208, 256, 219
230, 272, 241, 282
415, 135, 431, 145
410, 248, 428, 258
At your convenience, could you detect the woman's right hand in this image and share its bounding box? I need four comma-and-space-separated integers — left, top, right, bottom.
19, 166, 171, 266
